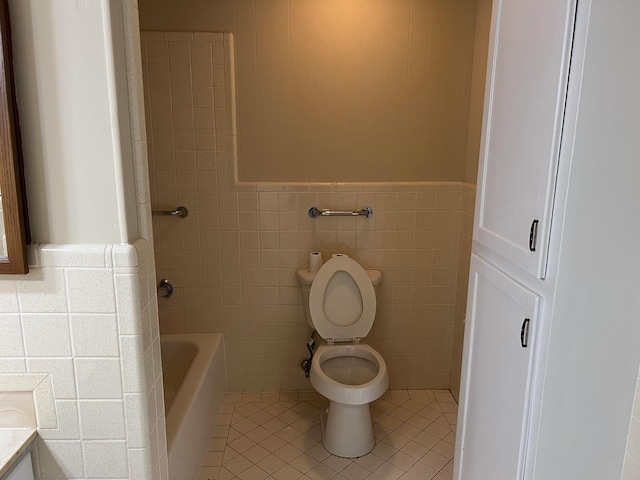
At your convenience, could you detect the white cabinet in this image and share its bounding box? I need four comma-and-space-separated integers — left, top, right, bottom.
457, 0, 580, 478
457, 0, 640, 478
2, 452, 34, 480
474, 0, 577, 279
455, 255, 540, 480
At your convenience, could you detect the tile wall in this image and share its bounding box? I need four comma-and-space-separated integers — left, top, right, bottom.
122, 4, 171, 478
0, 241, 166, 480
141, 31, 473, 393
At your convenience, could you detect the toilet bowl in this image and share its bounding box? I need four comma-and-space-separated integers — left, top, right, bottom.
297, 255, 389, 458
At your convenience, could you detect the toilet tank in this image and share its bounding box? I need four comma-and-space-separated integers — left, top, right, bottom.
296, 268, 382, 330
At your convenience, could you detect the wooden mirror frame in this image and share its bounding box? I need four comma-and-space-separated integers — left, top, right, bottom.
0, 0, 30, 274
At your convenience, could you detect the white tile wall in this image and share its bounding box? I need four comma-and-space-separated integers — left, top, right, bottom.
70, 315, 120, 357
0, 315, 24, 356
22, 315, 72, 357
78, 401, 126, 440
0, 241, 165, 480
75, 359, 124, 400
27, 359, 76, 400
82, 441, 129, 478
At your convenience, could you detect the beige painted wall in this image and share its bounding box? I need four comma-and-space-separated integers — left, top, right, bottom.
464, 0, 491, 184
139, 0, 480, 183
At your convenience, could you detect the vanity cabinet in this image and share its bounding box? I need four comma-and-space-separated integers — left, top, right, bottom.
2, 452, 34, 480
473, 0, 577, 279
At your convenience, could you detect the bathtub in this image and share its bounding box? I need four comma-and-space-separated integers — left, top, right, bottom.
161, 334, 227, 480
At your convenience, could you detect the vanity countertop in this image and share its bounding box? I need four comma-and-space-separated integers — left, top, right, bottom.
0, 429, 36, 478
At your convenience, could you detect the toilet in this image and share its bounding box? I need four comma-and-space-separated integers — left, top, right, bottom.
297, 255, 389, 458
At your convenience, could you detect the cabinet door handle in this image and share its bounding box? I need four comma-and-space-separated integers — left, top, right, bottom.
529, 219, 539, 252
521, 318, 531, 348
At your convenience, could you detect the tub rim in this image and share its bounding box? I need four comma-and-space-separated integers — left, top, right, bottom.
160, 333, 224, 451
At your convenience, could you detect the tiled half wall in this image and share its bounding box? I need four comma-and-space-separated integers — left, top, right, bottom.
0, 241, 166, 479
141, 31, 475, 393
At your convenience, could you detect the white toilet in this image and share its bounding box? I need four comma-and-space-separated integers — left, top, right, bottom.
297, 255, 389, 458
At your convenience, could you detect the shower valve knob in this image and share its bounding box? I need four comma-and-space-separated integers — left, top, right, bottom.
158, 279, 174, 299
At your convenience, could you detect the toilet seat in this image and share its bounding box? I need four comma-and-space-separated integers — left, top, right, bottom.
309, 256, 376, 343
310, 344, 389, 405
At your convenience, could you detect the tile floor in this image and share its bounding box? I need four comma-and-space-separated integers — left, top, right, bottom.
200, 390, 458, 480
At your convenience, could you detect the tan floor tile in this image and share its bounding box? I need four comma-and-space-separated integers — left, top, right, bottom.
234, 418, 259, 435
354, 452, 385, 471
243, 444, 270, 464
371, 461, 404, 480
273, 464, 304, 480
401, 440, 430, 460
198, 390, 457, 480
407, 459, 439, 480
306, 462, 337, 480
289, 452, 320, 474
275, 443, 304, 463
422, 450, 450, 470
340, 462, 370, 480
224, 454, 252, 475
228, 435, 256, 453
237, 464, 269, 480
255, 454, 286, 474
245, 425, 272, 444
432, 440, 455, 460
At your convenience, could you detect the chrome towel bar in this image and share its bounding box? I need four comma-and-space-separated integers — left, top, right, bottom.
152, 206, 189, 218
308, 206, 373, 219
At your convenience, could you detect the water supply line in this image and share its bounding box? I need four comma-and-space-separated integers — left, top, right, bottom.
300, 331, 317, 378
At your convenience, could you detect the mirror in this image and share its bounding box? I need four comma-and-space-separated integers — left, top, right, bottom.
0, 0, 29, 274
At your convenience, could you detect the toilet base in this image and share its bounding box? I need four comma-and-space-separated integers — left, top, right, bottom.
320, 400, 375, 458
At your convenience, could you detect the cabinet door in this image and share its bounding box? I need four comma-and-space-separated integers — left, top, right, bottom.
454, 255, 540, 480
4, 452, 34, 480
474, 0, 577, 278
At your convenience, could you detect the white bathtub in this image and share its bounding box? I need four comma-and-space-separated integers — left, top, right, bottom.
161, 334, 227, 480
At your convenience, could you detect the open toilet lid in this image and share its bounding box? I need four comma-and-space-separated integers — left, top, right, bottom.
309, 256, 376, 342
